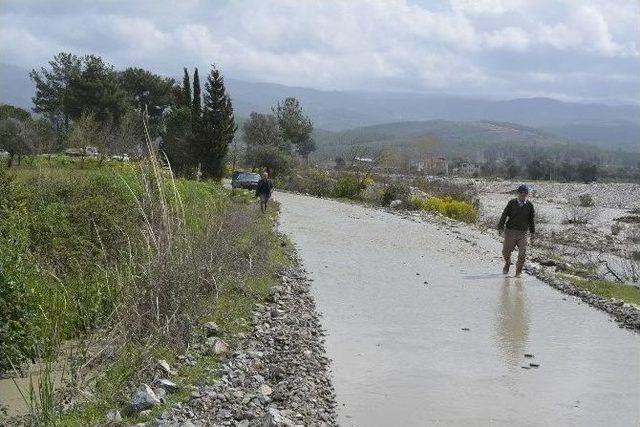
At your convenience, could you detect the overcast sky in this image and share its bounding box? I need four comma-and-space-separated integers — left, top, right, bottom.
1, 0, 638, 104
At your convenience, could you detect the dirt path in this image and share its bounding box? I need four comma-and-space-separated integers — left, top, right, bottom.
275, 191, 640, 427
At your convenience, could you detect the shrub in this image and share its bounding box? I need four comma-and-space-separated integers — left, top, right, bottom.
360, 182, 385, 205
564, 196, 597, 225
412, 177, 478, 205
0, 201, 42, 372
246, 144, 296, 177
333, 175, 362, 199
281, 168, 335, 197
382, 181, 410, 206
579, 193, 595, 207
413, 196, 478, 223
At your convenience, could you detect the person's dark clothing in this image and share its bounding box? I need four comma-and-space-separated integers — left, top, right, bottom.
498, 198, 535, 234
256, 178, 273, 197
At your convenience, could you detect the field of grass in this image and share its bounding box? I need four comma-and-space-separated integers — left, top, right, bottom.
0, 156, 289, 425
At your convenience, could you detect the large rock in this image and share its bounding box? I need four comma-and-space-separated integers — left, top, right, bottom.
124, 384, 162, 415
259, 384, 273, 396
389, 199, 403, 209
157, 359, 175, 376
206, 337, 230, 355
262, 407, 297, 427
155, 378, 178, 393
106, 409, 122, 423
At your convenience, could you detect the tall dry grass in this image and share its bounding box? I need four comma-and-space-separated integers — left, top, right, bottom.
2, 111, 284, 425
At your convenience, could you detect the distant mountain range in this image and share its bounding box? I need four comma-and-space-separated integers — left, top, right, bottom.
313, 120, 564, 158
312, 119, 640, 166
2, 62, 638, 152
224, 79, 639, 151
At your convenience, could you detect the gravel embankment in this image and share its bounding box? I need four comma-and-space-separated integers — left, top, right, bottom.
153, 257, 337, 427
461, 178, 640, 210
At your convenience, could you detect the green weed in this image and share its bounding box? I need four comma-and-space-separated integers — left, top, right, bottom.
562, 275, 640, 305
412, 196, 478, 223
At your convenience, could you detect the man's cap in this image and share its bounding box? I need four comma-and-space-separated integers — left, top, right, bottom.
517, 184, 529, 194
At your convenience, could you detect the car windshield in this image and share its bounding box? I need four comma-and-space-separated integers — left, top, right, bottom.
238, 173, 260, 181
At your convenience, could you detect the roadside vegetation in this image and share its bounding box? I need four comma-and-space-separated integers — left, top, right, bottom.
0, 51, 295, 425
0, 155, 289, 425
280, 166, 479, 223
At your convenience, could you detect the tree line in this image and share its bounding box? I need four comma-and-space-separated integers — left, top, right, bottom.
0, 52, 237, 179
161, 66, 236, 179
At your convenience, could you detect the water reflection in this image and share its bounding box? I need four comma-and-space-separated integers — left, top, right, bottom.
494, 278, 530, 367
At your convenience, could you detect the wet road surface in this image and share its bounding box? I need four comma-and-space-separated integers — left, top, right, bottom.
276, 192, 640, 427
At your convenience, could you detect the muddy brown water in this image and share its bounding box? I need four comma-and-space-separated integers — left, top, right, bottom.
276, 192, 640, 426
0, 367, 63, 417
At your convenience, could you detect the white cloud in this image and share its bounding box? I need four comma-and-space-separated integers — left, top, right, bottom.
449, 0, 525, 15
0, 0, 638, 102
485, 27, 530, 52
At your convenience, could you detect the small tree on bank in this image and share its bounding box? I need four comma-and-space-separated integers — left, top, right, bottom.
0, 118, 30, 167
162, 106, 195, 176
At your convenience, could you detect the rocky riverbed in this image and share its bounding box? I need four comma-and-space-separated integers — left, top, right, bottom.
147, 257, 337, 427
457, 178, 640, 211
417, 176, 640, 284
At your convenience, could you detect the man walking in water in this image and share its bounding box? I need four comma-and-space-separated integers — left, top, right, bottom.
498, 184, 535, 277
256, 171, 274, 213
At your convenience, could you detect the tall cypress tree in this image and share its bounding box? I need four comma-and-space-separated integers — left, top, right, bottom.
191, 68, 201, 124
182, 67, 191, 107
201, 65, 237, 179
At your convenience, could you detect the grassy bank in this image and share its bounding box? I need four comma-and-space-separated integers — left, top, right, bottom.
0, 158, 289, 425
560, 274, 640, 305
281, 168, 478, 223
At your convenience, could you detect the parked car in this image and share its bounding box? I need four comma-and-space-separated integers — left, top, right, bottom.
231, 171, 261, 190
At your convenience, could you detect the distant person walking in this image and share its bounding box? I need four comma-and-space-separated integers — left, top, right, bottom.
256, 171, 274, 213
498, 184, 535, 277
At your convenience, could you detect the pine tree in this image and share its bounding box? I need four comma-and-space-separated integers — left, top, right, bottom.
191, 68, 201, 124
200, 65, 237, 179
182, 67, 191, 108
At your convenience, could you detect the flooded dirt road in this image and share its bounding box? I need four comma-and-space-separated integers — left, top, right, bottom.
276, 192, 640, 426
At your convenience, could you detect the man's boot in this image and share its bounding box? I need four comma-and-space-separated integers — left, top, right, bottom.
515, 262, 524, 277
502, 261, 510, 275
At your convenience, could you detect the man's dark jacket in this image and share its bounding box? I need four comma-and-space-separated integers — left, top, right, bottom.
498, 199, 535, 233
256, 178, 273, 197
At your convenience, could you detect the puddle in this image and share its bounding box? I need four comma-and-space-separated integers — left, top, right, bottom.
0, 365, 64, 417
277, 191, 640, 426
